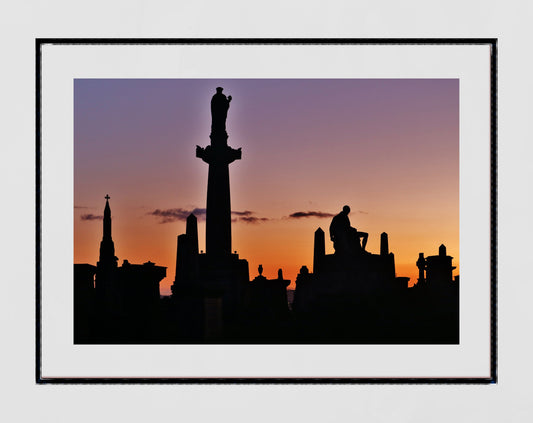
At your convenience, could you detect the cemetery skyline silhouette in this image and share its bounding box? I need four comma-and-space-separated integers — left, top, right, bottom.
74, 85, 459, 344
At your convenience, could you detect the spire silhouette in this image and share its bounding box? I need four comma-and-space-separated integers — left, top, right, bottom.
98, 194, 116, 267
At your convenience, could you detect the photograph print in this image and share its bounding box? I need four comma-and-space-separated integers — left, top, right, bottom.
73, 78, 460, 345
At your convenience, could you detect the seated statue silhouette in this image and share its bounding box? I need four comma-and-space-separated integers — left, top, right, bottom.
211, 87, 232, 133
329, 205, 368, 256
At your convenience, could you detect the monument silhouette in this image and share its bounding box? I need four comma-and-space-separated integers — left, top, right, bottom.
75, 195, 166, 343
329, 205, 368, 255
95, 194, 118, 314
171, 87, 250, 341
74, 87, 459, 344
196, 87, 241, 256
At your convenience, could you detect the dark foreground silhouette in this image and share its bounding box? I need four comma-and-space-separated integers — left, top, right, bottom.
74, 88, 458, 344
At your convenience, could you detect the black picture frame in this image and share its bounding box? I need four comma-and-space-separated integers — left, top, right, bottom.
36, 38, 497, 384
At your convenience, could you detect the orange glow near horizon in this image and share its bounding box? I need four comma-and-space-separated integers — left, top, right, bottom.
75, 203, 459, 294
74, 79, 459, 295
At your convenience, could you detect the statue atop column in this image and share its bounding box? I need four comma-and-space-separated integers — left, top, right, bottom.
196, 87, 241, 257
211, 87, 232, 134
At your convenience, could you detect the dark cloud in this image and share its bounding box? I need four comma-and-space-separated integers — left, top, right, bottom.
234, 216, 270, 224
232, 210, 269, 224
231, 210, 253, 217
288, 210, 368, 219
80, 214, 103, 221
288, 211, 335, 219
74, 205, 89, 209
149, 207, 270, 224
149, 208, 206, 223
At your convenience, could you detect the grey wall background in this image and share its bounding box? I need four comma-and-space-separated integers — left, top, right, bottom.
1, 1, 528, 422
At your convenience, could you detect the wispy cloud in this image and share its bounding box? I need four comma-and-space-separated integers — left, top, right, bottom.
149, 208, 206, 223
288, 211, 335, 219
80, 213, 103, 221
231, 210, 253, 217
288, 210, 368, 219
75, 205, 89, 209
234, 216, 270, 224
149, 207, 270, 224
231, 210, 270, 223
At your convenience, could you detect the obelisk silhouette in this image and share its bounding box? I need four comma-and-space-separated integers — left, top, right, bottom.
196, 87, 241, 257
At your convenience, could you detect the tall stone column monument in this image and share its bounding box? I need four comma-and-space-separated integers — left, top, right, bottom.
172, 87, 249, 338
196, 87, 242, 257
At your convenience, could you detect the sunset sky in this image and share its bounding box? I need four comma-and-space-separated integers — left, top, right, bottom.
74, 79, 459, 295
